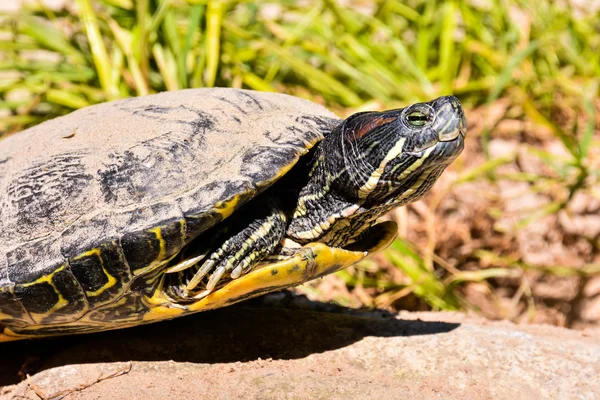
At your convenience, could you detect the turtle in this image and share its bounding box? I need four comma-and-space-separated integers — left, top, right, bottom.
0, 88, 466, 341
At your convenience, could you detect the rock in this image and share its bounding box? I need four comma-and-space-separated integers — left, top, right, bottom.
1, 299, 598, 400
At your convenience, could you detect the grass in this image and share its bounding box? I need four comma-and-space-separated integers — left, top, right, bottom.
1, 0, 598, 324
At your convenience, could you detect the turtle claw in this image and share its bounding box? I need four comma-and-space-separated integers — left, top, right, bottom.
188, 266, 226, 299
186, 259, 216, 291
183, 198, 288, 294
230, 264, 243, 279
185, 254, 248, 293
165, 253, 207, 274
206, 266, 226, 291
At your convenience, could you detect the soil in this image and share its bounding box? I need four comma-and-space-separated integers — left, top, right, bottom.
1, 296, 598, 399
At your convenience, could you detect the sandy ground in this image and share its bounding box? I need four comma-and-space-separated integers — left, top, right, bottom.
1, 295, 598, 400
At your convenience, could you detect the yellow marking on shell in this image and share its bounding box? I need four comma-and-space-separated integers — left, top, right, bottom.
74, 248, 102, 259
132, 223, 184, 276
180, 218, 186, 236
150, 227, 167, 261
0, 286, 32, 323
358, 138, 406, 199
215, 194, 243, 220
186, 221, 398, 313
112, 296, 129, 307
0, 327, 26, 342
22, 265, 69, 319
133, 256, 175, 277
73, 248, 118, 297
217, 142, 313, 221
257, 138, 321, 190
0, 311, 15, 321
21, 264, 65, 288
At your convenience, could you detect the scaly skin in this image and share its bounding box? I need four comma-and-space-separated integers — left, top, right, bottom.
173, 95, 466, 298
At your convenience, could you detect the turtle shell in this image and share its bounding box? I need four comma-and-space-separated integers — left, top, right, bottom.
0, 88, 357, 335
0, 89, 402, 341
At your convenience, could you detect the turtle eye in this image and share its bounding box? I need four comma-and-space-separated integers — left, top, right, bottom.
406, 111, 429, 127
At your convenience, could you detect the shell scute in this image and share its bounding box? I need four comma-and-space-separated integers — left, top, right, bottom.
0, 281, 31, 325
12, 261, 89, 325
120, 217, 186, 275
3, 152, 94, 239
36, 267, 89, 324
60, 211, 118, 261
0, 88, 340, 337
14, 280, 58, 315
6, 236, 65, 285
69, 241, 130, 307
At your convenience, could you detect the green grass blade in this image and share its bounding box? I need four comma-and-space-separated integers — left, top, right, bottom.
107, 18, 149, 96
205, 0, 224, 87
266, 46, 361, 106
76, 0, 118, 98
45, 89, 90, 109
439, 1, 457, 94
178, 4, 204, 89
487, 41, 539, 103
19, 16, 85, 64
152, 43, 178, 91
242, 72, 275, 92
578, 80, 598, 159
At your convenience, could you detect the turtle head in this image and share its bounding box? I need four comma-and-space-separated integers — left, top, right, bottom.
321, 95, 466, 207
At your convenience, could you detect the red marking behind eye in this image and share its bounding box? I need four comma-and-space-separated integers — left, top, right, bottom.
350, 116, 397, 141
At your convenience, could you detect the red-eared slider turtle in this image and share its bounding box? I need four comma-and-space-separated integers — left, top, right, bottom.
0, 88, 466, 341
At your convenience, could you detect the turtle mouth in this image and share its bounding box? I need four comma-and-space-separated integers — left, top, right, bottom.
407, 132, 465, 156
439, 113, 467, 142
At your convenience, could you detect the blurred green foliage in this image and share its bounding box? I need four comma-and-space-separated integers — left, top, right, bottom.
0, 0, 598, 320
2, 1, 598, 122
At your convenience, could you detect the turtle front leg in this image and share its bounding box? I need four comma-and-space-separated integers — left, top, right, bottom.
183, 196, 289, 298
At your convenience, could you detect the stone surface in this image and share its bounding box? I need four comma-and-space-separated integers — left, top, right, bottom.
1, 298, 598, 400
